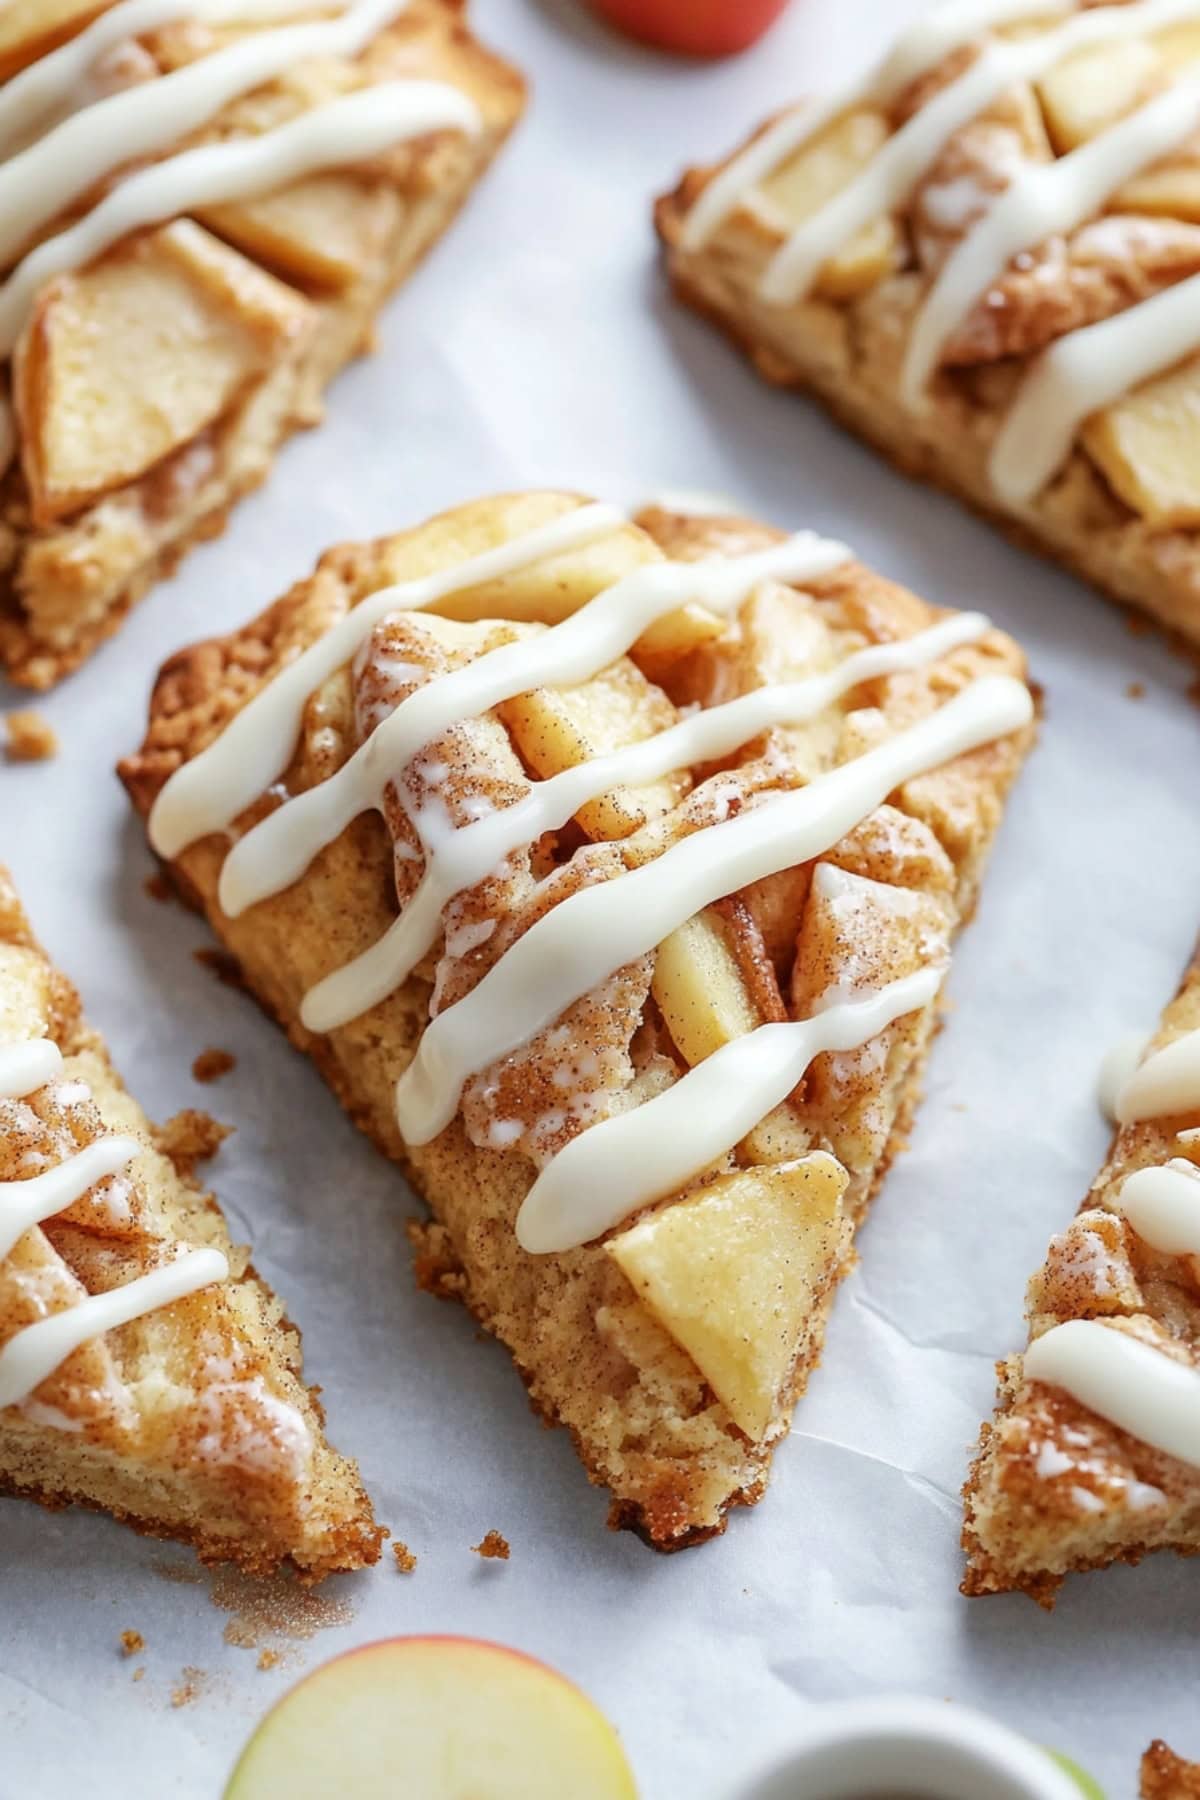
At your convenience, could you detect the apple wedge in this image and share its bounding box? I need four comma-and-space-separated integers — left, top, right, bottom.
225, 1637, 639, 1800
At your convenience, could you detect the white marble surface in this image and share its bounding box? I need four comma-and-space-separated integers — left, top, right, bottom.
3, 2, 1199, 1794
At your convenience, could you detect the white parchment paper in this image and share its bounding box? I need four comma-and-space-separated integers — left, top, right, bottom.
4, 2, 1200, 1793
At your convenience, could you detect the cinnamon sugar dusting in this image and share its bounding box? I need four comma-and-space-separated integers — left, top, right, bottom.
119, 1630, 144, 1657
472, 1529, 510, 1561
210, 1566, 354, 1651
192, 1048, 236, 1084
171, 1667, 206, 1708
257, 1648, 282, 1671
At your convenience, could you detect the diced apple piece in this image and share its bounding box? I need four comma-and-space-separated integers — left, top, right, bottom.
608, 1154, 849, 1439
224, 1637, 638, 1800
0, 1, 104, 81
1081, 355, 1200, 528
1112, 155, 1200, 221
755, 109, 900, 299
14, 220, 311, 526
201, 175, 401, 291
1037, 38, 1161, 152
377, 497, 725, 664
500, 659, 686, 841
652, 909, 758, 1066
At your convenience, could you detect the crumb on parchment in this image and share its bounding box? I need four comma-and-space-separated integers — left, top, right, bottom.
257, 1649, 282, 1672
192, 1048, 236, 1084
392, 1541, 417, 1574
156, 1109, 232, 1171
472, 1530, 510, 1562
171, 1668, 205, 1708
143, 871, 172, 903
4, 710, 57, 762
119, 1630, 144, 1657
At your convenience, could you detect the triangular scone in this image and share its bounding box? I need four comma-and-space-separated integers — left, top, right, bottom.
964, 950, 1200, 1604
656, 4, 1200, 647
1143, 1741, 1200, 1799
0, 0, 524, 689
120, 491, 1032, 1547
0, 867, 382, 1577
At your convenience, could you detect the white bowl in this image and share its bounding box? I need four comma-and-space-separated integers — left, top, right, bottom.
738, 1697, 1090, 1800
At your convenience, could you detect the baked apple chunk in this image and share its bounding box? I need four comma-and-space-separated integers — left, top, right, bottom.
657, 1, 1200, 647
0, 0, 524, 687
121, 490, 1032, 1547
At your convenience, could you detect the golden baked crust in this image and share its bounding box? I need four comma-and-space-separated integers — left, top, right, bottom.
964, 950, 1200, 1605
655, 9, 1200, 647
1144, 1742, 1200, 1800
0, 866, 382, 1577
119, 489, 1032, 1547
0, 1, 524, 689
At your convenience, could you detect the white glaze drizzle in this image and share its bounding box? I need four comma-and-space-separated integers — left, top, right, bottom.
1115, 1026, 1200, 1123
0, 0, 317, 158
302, 610, 992, 1033
516, 968, 942, 1252
149, 504, 629, 858
990, 268, 1200, 505
0, 1247, 229, 1411
0, 0, 415, 269
0, 1038, 227, 1410
0, 80, 480, 358
679, 0, 1075, 252
903, 74, 1200, 404
215, 528, 853, 918
1097, 1031, 1152, 1122
760, 0, 1200, 306
1025, 1320, 1200, 1468
1116, 1158, 1200, 1256
153, 503, 1030, 1252
395, 674, 1032, 1145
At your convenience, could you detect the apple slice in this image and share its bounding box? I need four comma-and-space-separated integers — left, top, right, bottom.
225, 1637, 639, 1800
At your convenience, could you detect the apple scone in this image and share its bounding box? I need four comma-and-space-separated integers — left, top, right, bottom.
0, 1, 523, 690
656, 0, 1200, 646
965, 949, 1200, 1603
119, 490, 1033, 1547
0, 864, 382, 1576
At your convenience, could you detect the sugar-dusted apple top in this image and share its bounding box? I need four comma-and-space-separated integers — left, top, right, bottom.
678, 0, 1200, 524
149, 492, 1033, 1257
0, 1, 485, 522
0, 1035, 227, 1410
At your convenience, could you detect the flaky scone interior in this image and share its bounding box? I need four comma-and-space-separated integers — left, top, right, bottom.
657, 1, 1200, 647
0, 0, 524, 689
1144, 1740, 1200, 1799
121, 490, 1032, 1547
0, 866, 382, 1577
965, 949, 1200, 1604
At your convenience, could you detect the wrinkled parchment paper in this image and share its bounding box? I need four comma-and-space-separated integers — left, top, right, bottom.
4, 2, 1200, 1793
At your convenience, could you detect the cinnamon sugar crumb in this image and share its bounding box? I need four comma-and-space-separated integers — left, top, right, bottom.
132, 1668, 145, 1683
192, 1048, 236, 1084
211, 1567, 353, 1649
143, 871, 172, 904
472, 1530, 510, 1561
119, 1630, 144, 1657
257, 1649, 282, 1671
171, 1667, 205, 1708
4, 710, 57, 762
1126, 681, 1146, 700
156, 1108, 231, 1170
392, 1540, 418, 1574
